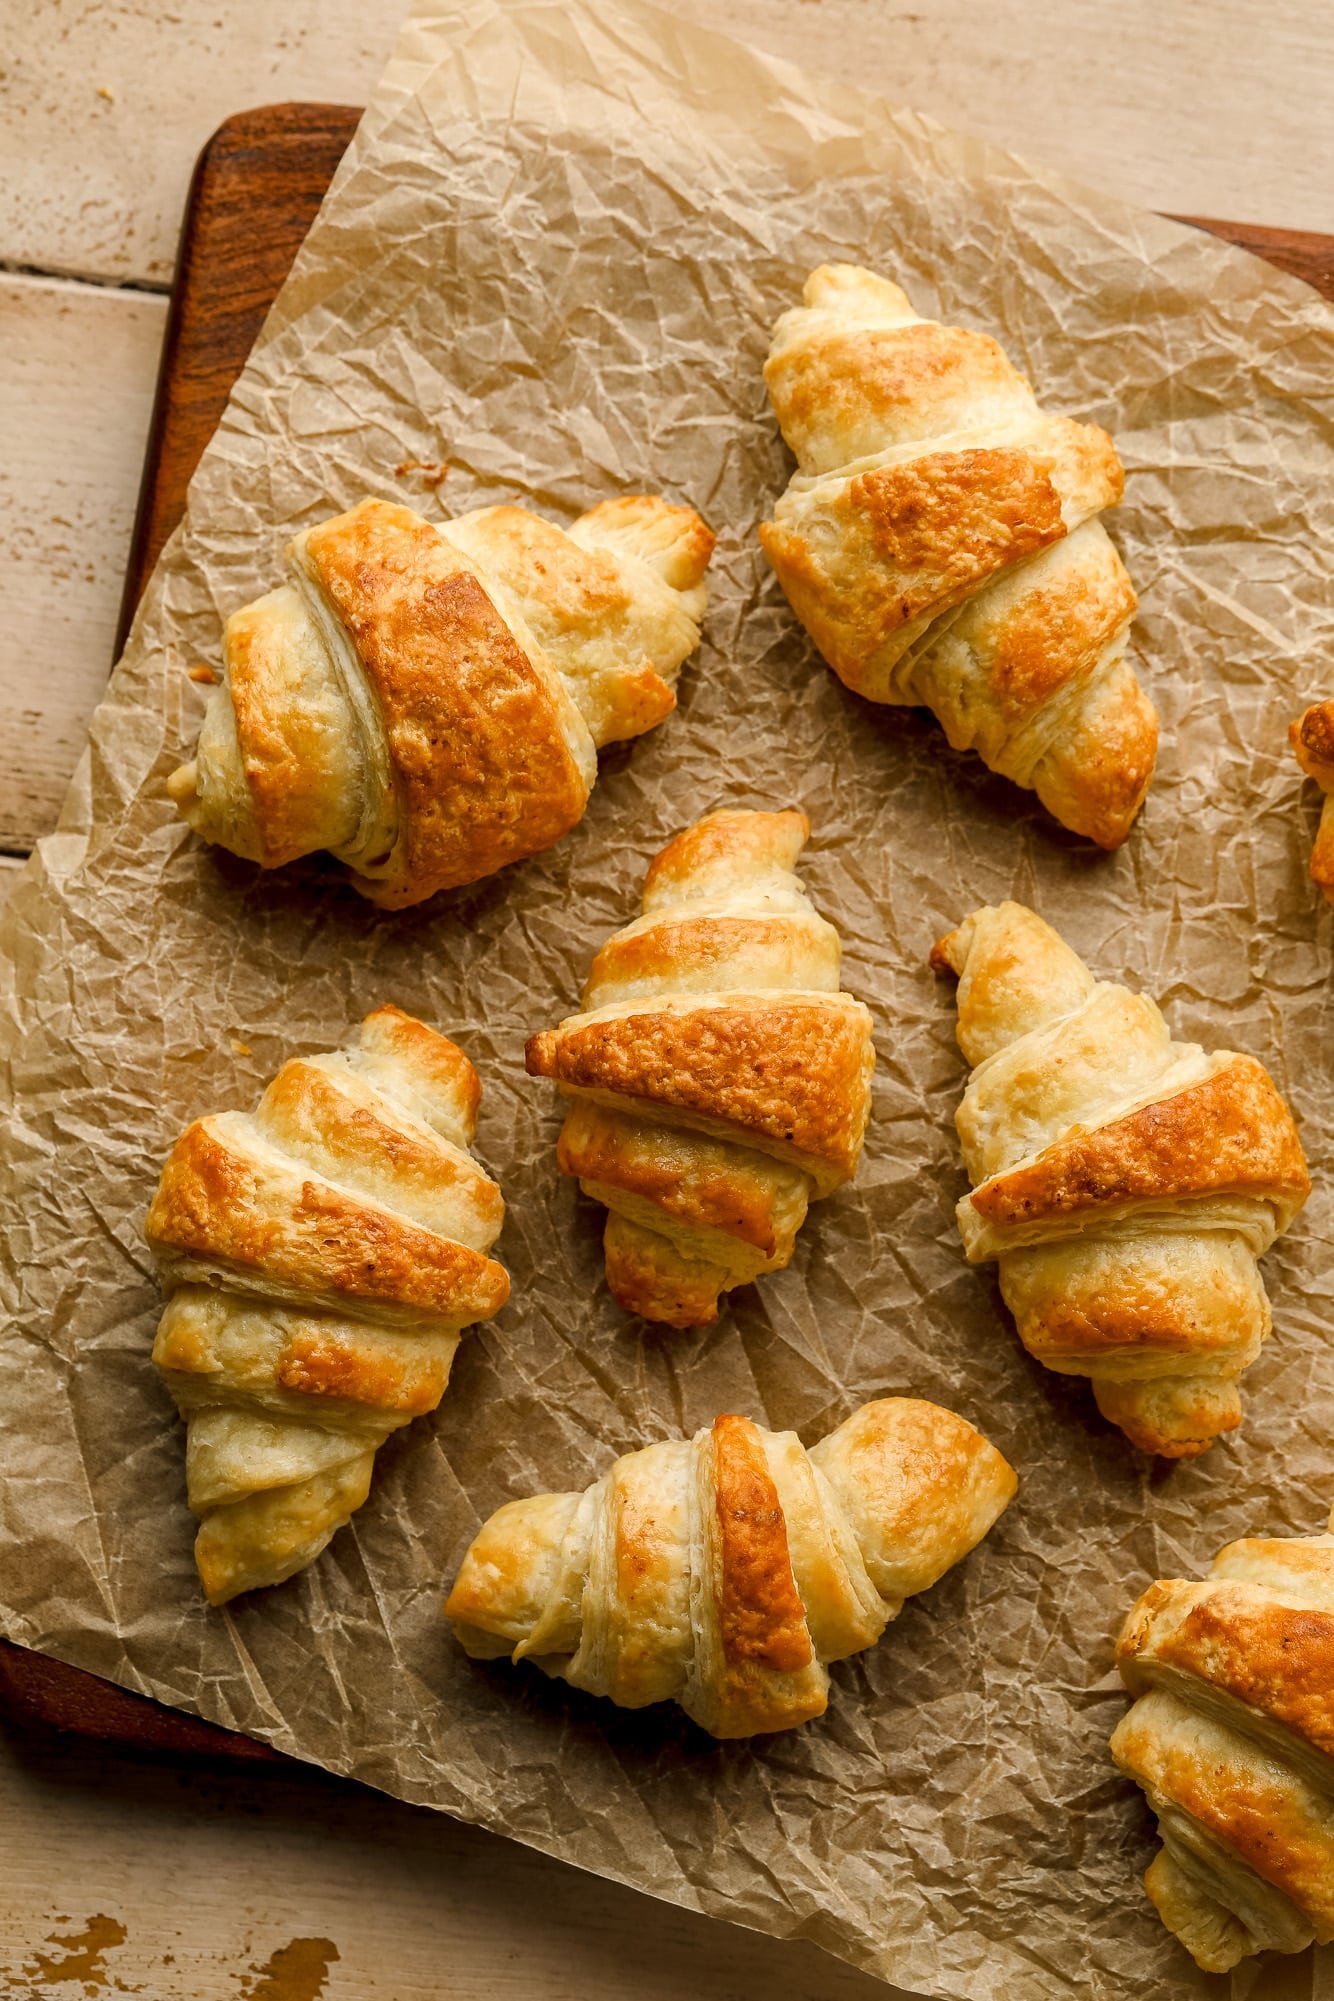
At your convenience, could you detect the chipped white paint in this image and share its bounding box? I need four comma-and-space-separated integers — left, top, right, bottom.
0, 1724, 887, 1999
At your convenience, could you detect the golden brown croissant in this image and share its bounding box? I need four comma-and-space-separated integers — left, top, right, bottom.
144, 1005, 509, 1603
1112, 1511, 1334, 1971
524, 807, 876, 1327
446, 1397, 1016, 1738
759, 264, 1157, 847
1290, 700, 1334, 903
168, 493, 714, 908
932, 901, 1309, 1457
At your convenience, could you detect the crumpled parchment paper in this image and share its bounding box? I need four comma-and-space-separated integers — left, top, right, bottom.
2, 2, 1333, 1995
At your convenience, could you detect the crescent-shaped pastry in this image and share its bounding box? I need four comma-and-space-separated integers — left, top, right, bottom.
1112, 1512, 1334, 1970
759, 264, 1157, 846
932, 901, 1309, 1456
168, 493, 714, 908
145, 1005, 509, 1603
1290, 700, 1334, 903
524, 807, 876, 1326
446, 1397, 1016, 1738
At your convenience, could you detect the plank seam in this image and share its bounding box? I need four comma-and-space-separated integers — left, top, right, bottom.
0, 258, 172, 298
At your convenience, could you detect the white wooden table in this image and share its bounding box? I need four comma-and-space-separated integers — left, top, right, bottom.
2, 2, 1332, 1993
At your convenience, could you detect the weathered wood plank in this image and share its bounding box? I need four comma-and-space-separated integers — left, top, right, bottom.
2, 0, 1331, 291
0, 272, 166, 854
0, 0, 396, 286
0, 1722, 889, 2000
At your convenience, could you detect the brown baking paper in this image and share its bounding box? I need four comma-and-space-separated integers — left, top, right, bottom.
2, 2, 1333, 1994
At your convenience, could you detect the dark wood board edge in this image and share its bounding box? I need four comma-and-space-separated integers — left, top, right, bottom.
114, 101, 362, 653
17, 108, 1334, 1770
0, 1642, 282, 1765
1174, 214, 1334, 299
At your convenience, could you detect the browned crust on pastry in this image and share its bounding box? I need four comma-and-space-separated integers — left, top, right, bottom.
1290, 703, 1334, 899
604, 1452, 692, 1704
586, 914, 816, 1001
601, 1215, 724, 1327
765, 322, 1026, 459
928, 901, 1096, 1044
526, 999, 872, 1182
360, 1004, 482, 1134
464, 505, 679, 738
810, 1397, 1018, 1599
758, 451, 1073, 681
146, 1121, 509, 1322
471, 505, 633, 619
1119, 1581, 1334, 1759
1291, 701, 1334, 785
643, 808, 810, 899
712, 1414, 812, 1673
558, 1113, 787, 1254
260, 1060, 495, 1218
987, 545, 1138, 722
274, 1325, 451, 1416
1093, 1375, 1243, 1461
597, 666, 676, 741
928, 931, 966, 979
1113, 1702, 1334, 1932
304, 503, 590, 907
152, 1301, 452, 1417
1311, 802, 1334, 899
850, 448, 1067, 604
969, 1055, 1310, 1230
754, 518, 849, 672
614, 1472, 677, 1611
1002, 1255, 1266, 1366
1038, 648, 1158, 850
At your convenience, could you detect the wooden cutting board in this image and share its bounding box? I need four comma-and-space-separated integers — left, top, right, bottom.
6, 101, 1333, 1768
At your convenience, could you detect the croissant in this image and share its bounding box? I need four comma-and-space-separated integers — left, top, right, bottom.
931, 901, 1309, 1457
759, 264, 1157, 847
1112, 1512, 1334, 1971
1290, 700, 1334, 903
167, 493, 714, 908
524, 807, 876, 1327
144, 1005, 509, 1603
446, 1397, 1016, 1738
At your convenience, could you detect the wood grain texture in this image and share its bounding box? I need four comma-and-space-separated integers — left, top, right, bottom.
0, 272, 166, 855
117, 102, 358, 647
0, 0, 397, 285
3, 0, 1331, 289
0, 1643, 281, 1764
1173, 216, 1334, 301
0, 1721, 887, 2000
